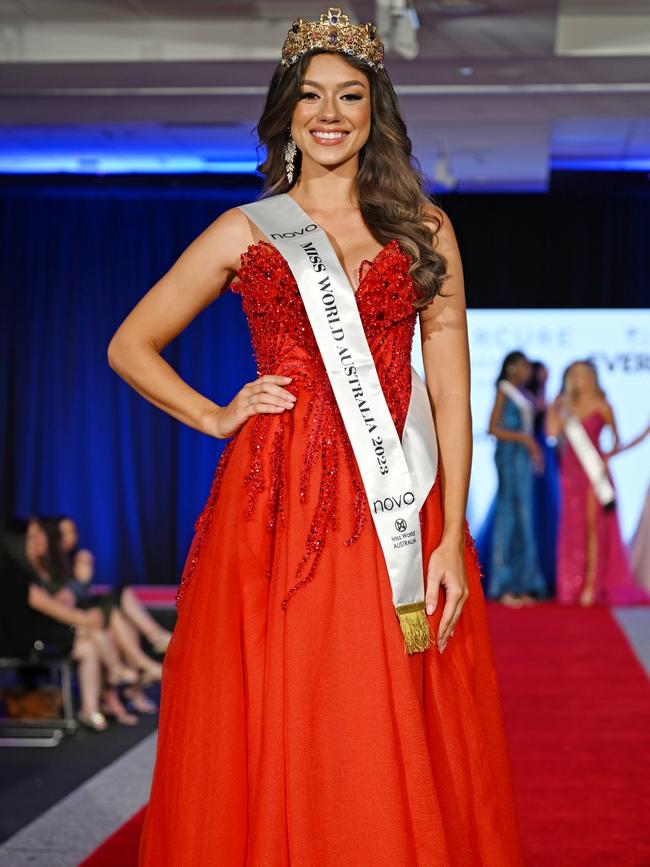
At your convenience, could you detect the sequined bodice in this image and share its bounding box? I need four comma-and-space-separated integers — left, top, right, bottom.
578, 411, 605, 446
500, 397, 525, 432
494, 397, 528, 462
231, 238, 417, 434
563, 411, 606, 474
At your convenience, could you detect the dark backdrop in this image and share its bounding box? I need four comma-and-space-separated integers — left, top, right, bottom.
1, 174, 648, 585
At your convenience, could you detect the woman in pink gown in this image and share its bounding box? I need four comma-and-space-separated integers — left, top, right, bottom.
548, 360, 648, 606
631, 484, 650, 592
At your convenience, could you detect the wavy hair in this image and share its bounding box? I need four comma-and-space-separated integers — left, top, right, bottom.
254, 49, 447, 308
561, 359, 605, 401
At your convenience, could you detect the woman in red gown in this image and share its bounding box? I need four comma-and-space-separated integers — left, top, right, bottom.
108, 8, 524, 865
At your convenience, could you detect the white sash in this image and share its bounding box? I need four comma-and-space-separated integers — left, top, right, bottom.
239, 193, 438, 654
564, 412, 616, 508
498, 380, 534, 434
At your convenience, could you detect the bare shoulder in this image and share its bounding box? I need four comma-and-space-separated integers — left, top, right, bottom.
421, 203, 458, 254
598, 397, 615, 421
422, 202, 445, 225
198, 205, 256, 273
417, 202, 466, 325
492, 387, 506, 410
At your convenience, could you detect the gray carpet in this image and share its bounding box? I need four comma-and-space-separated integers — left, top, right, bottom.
0, 732, 156, 866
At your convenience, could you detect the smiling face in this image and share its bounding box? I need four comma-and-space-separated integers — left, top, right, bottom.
290, 53, 372, 174
566, 362, 598, 397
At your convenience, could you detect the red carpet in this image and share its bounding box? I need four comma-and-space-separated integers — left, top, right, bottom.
79, 604, 650, 866
77, 807, 145, 867
489, 604, 650, 867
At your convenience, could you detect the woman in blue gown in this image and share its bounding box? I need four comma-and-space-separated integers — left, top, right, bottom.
485, 351, 546, 605
527, 362, 559, 596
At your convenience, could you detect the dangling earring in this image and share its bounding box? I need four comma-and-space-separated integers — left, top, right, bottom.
284, 132, 297, 184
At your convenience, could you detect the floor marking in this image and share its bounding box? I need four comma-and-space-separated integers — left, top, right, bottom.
0, 732, 157, 866
613, 607, 650, 679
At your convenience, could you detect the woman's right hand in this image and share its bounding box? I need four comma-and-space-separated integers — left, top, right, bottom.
525, 435, 544, 474
551, 394, 567, 414
204, 375, 297, 439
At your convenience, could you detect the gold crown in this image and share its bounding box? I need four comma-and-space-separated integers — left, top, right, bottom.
281, 7, 384, 71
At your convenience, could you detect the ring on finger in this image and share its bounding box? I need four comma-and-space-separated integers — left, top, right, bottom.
248, 393, 254, 407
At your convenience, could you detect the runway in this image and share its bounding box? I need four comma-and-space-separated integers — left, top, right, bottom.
491, 604, 650, 867
1, 603, 649, 867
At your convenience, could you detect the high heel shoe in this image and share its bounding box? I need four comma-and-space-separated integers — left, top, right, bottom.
101, 699, 139, 726
499, 592, 523, 608
520, 594, 539, 607
139, 662, 163, 687
78, 710, 108, 732
124, 687, 158, 714
145, 628, 172, 655
579, 586, 595, 607
107, 666, 140, 688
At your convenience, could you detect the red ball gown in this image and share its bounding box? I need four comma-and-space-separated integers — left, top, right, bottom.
139, 238, 525, 866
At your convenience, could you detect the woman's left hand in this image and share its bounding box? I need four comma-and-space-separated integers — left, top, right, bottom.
425, 539, 469, 653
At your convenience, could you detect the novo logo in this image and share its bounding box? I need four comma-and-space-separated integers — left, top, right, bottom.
271, 223, 317, 240
372, 491, 415, 513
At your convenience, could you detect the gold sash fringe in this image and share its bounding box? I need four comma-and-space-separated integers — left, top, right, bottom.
395, 602, 431, 654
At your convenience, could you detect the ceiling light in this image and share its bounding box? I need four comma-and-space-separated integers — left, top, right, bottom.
375, 0, 420, 60
432, 142, 457, 190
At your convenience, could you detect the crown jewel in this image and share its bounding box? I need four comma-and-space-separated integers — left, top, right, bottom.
281, 7, 384, 71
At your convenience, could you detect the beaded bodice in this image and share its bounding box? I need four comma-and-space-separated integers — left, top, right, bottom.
177, 238, 420, 609
232, 238, 417, 433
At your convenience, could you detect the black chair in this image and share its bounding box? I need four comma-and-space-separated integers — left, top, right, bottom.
0, 646, 77, 747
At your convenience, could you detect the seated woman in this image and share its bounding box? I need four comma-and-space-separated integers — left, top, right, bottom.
1, 518, 108, 731
40, 516, 165, 714
72, 549, 158, 715
46, 515, 171, 653
16, 517, 153, 724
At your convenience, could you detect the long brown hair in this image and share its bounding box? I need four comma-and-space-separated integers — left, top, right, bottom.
254, 49, 447, 308
38, 515, 73, 585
